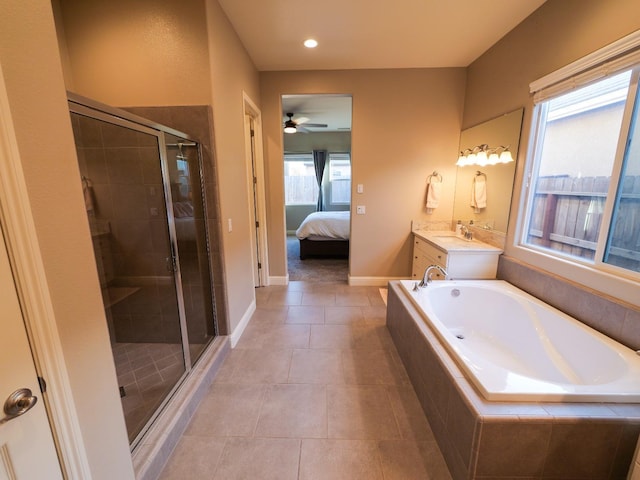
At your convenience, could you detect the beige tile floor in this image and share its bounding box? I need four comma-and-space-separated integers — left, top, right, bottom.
159, 281, 452, 479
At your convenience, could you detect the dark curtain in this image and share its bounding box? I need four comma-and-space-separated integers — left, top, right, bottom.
313, 150, 327, 211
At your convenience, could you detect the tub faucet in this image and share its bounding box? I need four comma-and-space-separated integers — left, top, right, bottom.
419, 264, 448, 287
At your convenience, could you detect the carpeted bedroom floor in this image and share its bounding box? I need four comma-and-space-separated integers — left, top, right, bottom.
287, 235, 349, 283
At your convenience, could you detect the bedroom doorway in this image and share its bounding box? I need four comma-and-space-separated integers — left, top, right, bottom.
281, 94, 352, 283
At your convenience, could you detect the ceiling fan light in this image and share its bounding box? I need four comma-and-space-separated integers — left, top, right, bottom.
284, 125, 297, 134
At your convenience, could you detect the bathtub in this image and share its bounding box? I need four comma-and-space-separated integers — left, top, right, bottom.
399, 279, 640, 403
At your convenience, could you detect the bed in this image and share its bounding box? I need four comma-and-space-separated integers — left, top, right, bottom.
295, 211, 350, 259
173, 201, 197, 242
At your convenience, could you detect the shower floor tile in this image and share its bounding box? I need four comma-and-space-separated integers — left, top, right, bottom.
113, 342, 184, 441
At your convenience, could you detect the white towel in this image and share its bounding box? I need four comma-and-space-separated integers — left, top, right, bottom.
82, 177, 95, 215
426, 181, 441, 209
471, 176, 487, 211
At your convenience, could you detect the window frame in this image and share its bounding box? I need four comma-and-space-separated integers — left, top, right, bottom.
327, 152, 352, 206
511, 32, 640, 307
283, 153, 319, 207
520, 70, 639, 275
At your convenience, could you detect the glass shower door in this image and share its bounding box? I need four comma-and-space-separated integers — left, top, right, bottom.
164, 133, 217, 364
70, 111, 187, 444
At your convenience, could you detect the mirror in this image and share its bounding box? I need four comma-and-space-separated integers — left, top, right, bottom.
452, 108, 524, 233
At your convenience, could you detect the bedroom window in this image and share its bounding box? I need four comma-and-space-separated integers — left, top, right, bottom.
328, 153, 351, 205
522, 62, 640, 277
284, 154, 318, 206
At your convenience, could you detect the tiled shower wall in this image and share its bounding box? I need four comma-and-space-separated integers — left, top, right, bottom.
73, 114, 184, 343
497, 255, 640, 351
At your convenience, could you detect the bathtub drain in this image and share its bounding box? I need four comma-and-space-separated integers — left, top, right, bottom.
451, 288, 460, 297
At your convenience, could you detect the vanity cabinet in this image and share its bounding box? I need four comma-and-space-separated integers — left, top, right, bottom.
412, 236, 447, 281
411, 232, 501, 281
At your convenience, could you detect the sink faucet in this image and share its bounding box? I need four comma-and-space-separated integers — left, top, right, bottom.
460, 225, 473, 240
419, 264, 448, 287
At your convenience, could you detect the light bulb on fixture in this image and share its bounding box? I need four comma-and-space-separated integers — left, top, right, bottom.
476, 149, 488, 166
304, 39, 318, 48
455, 144, 513, 166
499, 149, 513, 163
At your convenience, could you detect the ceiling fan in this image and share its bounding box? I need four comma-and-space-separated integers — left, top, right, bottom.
283, 112, 328, 133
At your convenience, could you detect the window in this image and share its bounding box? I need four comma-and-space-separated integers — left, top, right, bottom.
284, 152, 351, 207
605, 80, 640, 272
523, 65, 640, 276
284, 154, 318, 206
328, 153, 351, 205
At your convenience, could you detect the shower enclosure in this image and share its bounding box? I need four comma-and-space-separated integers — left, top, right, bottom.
68, 96, 218, 447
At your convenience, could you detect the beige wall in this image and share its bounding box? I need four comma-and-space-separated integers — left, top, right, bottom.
204, 0, 261, 331
463, 0, 640, 130
261, 69, 466, 280
463, 0, 640, 301
0, 0, 134, 478
284, 131, 351, 153
56, 0, 211, 106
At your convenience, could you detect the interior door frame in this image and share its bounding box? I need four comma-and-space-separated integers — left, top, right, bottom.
243, 92, 269, 287
0, 66, 91, 478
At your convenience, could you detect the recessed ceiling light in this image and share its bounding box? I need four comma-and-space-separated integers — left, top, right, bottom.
303, 39, 318, 49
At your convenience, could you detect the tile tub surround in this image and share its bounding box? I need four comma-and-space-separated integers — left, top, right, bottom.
386, 281, 640, 480
497, 255, 640, 351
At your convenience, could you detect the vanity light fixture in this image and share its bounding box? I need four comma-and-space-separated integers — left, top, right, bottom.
457, 145, 513, 167
303, 39, 318, 48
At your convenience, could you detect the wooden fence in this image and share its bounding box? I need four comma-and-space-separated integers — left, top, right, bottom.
528, 175, 640, 271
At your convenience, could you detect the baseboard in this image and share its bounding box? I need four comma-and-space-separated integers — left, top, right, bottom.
347, 275, 409, 287
229, 299, 256, 348
268, 275, 289, 286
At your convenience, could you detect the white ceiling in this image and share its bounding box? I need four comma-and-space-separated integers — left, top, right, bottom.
217, 0, 547, 71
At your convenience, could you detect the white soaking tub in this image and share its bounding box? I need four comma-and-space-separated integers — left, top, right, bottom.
399, 279, 640, 402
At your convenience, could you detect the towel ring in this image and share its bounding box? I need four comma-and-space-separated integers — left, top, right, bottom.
428, 171, 443, 183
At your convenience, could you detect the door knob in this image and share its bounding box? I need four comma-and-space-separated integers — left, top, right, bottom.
1, 388, 38, 424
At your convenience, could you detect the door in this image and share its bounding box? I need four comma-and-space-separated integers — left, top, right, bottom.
68, 109, 188, 446
244, 114, 262, 287
247, 115, 262, 287
0, 224, 63, 479
163, 134, 217, 365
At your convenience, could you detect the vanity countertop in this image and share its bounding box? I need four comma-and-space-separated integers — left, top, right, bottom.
413, 229, 503, 254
